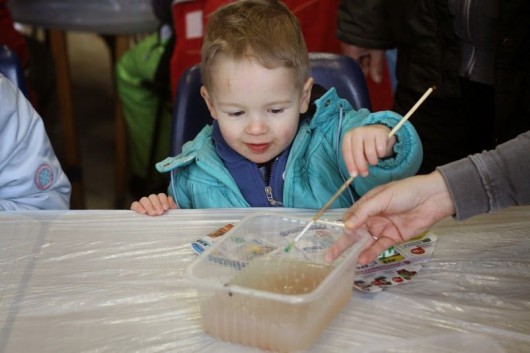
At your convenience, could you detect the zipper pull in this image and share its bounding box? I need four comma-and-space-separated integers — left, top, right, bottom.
264, 186, 283, 207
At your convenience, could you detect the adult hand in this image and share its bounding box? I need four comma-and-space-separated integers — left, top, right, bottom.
340, 41, 385, 83
325, 171, 455, 264
130, 193, 177, 216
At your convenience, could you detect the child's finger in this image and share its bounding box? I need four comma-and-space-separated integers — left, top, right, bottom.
353, 139, 369, 176
375, 134, 389, 158
342, 136, 358, 177
130, 201, 147, 215
364, 136, 379, 166
156, 193, 171, 211
168, 196, 178, 209
146, 194, 165, 215
384, 135, 397, 157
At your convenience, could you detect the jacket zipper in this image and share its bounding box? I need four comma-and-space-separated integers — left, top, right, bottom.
264, 186, 281, 206
262, 157, 283, 207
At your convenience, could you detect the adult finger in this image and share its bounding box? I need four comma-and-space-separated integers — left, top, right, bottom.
357, 236, 397, 264
369, 50, 385, 83
324, 228, 375, 263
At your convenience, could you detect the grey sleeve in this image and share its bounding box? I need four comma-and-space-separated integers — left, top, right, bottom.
437, 131, 530, 220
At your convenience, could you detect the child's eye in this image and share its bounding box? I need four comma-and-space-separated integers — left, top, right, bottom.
228, 111, 244, 117
269, 108, 285, 114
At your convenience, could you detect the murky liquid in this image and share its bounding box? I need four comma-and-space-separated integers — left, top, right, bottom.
200, 257, 353, 352
229, 257, 332, 295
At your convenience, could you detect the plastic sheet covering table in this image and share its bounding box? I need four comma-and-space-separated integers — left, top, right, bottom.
0, 207, 529, 353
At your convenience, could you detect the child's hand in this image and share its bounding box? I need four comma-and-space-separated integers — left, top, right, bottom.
130, 193, 178, 216
342, 124, 396, 177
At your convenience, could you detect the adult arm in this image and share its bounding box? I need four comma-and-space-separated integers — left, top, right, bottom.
326, 130, 530, 264
0, 76, 71, 210
438, 130, 530, 220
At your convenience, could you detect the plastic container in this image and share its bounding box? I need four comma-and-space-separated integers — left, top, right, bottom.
185, 213, 371, 352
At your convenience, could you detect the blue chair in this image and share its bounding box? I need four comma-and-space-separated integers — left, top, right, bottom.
0, 45, 28, 97
170, 52, 371, 155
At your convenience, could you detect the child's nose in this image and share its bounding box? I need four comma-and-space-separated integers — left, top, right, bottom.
245, 115, 268, 135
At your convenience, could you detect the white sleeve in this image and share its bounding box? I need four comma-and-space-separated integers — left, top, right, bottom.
0, 75, 71, 210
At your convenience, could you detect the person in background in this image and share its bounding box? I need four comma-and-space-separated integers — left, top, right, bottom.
337, 0, 530, 174
325, 130, 530, 265
0, 73, 71, 210
130, 0, 423, 215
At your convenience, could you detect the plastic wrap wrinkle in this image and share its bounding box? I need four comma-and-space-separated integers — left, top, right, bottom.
0, 207, 529, 352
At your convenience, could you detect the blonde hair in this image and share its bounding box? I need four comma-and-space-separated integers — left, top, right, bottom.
201, 0, 310, 91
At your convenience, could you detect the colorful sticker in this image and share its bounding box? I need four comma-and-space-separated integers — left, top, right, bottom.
191, 224, 234, 255
354, 231, 437, 293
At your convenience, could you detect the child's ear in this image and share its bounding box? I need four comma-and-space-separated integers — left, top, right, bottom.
200, 86, 218, 120
299, 77, 314, 114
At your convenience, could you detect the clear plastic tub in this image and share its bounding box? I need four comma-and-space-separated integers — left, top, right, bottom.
185, 213, 371, 352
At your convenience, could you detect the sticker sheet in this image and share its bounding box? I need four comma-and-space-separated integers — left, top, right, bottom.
353, 231, 438, 293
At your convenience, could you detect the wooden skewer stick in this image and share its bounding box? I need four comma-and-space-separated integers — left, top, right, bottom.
388, 86, 436, 138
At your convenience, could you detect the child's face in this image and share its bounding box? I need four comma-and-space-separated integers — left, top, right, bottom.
201, 56, 313, 164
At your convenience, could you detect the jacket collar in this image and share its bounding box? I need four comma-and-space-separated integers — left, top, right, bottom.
211, 121, 289, 206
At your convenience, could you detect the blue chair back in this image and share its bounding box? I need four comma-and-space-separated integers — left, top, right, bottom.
170, 52, 370, 156
0, 45, 28, 97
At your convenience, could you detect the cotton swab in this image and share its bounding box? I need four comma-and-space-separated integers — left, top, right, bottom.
284, 86, 436, 254
284, 175, 355, 253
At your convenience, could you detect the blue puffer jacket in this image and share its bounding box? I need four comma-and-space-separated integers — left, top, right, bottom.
157, 88, 422, 209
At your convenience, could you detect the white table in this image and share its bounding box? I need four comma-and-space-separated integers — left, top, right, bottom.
1, 207, 529, 352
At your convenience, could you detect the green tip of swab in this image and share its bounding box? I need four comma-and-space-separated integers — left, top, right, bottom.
284, 221, 313, 253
